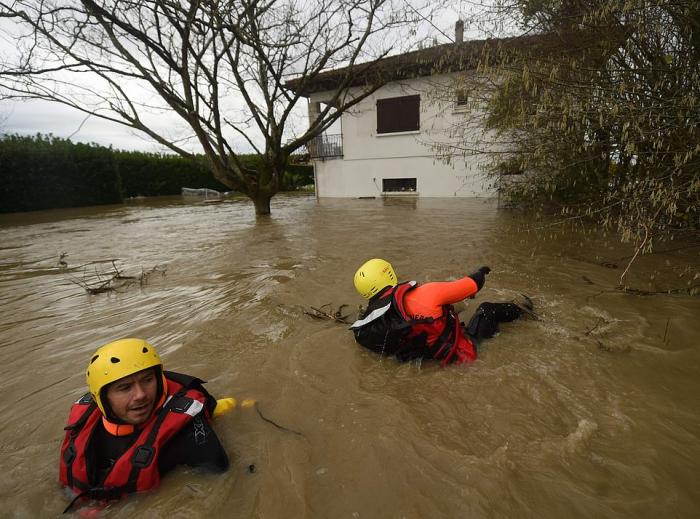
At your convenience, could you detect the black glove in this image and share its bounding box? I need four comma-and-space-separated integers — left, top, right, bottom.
468, 265, 491, 291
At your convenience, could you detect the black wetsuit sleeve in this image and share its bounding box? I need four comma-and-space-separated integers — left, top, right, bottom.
157, 413, 229, 476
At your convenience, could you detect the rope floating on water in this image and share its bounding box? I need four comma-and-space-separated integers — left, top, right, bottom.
255, 402, 303, 436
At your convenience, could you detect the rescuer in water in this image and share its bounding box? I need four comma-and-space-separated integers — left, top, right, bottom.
59, 338, 234, 511
350, 258, 536, 365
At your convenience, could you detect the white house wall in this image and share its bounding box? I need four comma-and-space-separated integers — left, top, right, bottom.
309, 73, 499, 198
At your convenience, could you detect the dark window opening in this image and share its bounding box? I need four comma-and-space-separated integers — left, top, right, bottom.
456, 89, 469, 106
382, 178, 417, 192
376, 95, 420, 134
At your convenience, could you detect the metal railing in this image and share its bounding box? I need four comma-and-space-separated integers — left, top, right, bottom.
306, 133, 343, 159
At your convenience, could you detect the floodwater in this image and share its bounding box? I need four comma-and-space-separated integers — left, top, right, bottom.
0, 194, 698, 518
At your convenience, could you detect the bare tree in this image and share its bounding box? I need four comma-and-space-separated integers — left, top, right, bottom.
0, 0, 437, 215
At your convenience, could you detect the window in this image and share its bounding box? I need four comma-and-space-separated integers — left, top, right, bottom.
376, 95, 420, 134
382, 178, 417, 192
456, 89, 469, 107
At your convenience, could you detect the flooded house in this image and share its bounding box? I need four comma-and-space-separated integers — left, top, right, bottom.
287, 23, 599, 201
286, 21, 504, 199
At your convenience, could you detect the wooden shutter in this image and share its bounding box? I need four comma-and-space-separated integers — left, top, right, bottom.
376, 95, 420, 134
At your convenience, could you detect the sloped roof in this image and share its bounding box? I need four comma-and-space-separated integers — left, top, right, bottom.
286, 29, 619, 96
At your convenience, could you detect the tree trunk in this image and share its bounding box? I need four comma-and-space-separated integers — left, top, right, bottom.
252, 193, 272, 215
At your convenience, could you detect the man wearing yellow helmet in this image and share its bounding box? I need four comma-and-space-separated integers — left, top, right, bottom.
351, 259, 534, 365
59, 338, 229, 510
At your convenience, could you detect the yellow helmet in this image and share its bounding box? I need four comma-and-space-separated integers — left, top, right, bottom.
353, 258, 397, 299
86, 338, 163, 417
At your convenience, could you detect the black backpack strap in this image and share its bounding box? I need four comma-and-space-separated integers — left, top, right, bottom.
120, 384, 190, 494
430, 307, 458, 360
163, 370, 216, 416
162, 370, 205, 388
64, 395, 97, 432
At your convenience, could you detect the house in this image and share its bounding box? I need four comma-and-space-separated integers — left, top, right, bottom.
286, 22, 509, 199
287, 24, 602, 199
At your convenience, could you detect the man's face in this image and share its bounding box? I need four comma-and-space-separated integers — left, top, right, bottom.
105, 368, 158, 425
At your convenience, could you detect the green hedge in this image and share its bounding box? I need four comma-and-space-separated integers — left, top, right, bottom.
0, 134, 122, 212
0, 134, 313, 213
116, 151, 227, 197
283, 163, 314, 190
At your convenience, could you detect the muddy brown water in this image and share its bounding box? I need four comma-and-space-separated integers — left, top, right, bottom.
0, 194, 698, 518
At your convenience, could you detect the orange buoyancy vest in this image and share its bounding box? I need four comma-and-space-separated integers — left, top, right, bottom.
351, 282, 476, 365
59, 371, 213, 501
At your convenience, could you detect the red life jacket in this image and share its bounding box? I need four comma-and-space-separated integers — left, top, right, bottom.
59, 371, 213, 501
351, 282, 476, 366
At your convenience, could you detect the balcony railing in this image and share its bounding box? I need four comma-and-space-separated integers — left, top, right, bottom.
306, 133, 343, 160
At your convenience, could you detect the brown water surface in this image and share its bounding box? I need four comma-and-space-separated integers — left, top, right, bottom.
0, 195, 698, 518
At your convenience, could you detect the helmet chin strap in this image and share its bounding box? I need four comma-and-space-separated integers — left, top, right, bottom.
101, 375, 168, 436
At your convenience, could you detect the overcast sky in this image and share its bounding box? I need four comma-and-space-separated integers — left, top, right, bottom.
0, 2, 488, 154
1, 99, 176, 152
